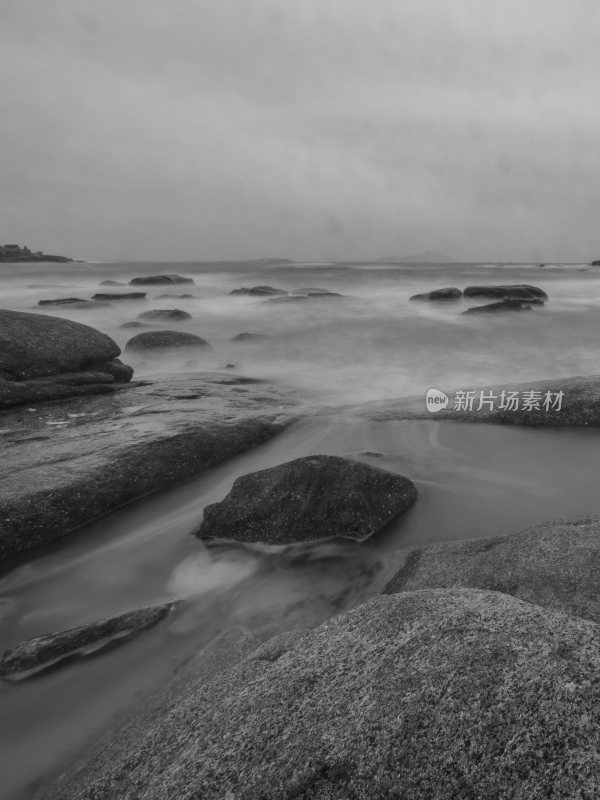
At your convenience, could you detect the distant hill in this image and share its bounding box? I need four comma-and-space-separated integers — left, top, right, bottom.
376, 250, 458, 263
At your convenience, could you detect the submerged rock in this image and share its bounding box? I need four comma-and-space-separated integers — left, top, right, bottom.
463, 284, 548, 301
385, 516, 600, 623
0, 603, 175, 680
91, 292, 147, 302
99, 280, 126, 286
44, 588, 600, 800
267, 292, 344, 303
119, 321, 153, 329
129, 275, 194, 286
230, 332, 269, 342
195, 454, 417, 545
125, 331, 209, 353
38, 297, 99, 307
155, 293, 196, 299
410, 287, 462, 301
137, 308, 192, 322
463, 298, 534, 313
230, 285, 287, 296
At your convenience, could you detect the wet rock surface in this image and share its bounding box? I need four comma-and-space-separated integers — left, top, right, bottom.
137, 308, 192, 321
195, 454, 418, 545
0, 603, 176, 680
229, 285, 287, 296
91, 292, 147, 302
124, 330, 210, 352
463, 298, 534, 313
43, 587, 600, 800
463, 284, 548, 301
0, 310, 133, 408
0, 373, 295, 560
356, 375, 600, 426
385, 516, 600, 622
129, 275, 194, 286
410, 287, 462, 301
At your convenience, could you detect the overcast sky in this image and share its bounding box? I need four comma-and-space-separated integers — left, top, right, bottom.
1, 0, 599, 262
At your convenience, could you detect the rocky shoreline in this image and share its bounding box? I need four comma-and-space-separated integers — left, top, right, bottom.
2, 292, 600, 798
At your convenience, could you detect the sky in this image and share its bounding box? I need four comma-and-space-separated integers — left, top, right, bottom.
1, 0, 600, 262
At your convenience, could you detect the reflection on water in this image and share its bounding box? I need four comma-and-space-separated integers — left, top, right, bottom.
1, 259, 600, 798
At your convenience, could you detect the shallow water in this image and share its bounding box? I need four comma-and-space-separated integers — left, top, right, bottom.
1, 259, 600, 798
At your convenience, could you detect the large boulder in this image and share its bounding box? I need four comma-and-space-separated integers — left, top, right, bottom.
137, 308, 192, 322
125, 330, 209, 353
129, 275, 194, 286
410, 287, 462, 301
44, 588, 600, 800
385, 516, 600, 622
195, 454, 418, 545
229, 285, 287, 296
463, 284, 548, 301
0, 309, 123, 381
0, 603, 175, 680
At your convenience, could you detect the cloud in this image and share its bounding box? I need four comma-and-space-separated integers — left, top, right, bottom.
1, 0, 600, 261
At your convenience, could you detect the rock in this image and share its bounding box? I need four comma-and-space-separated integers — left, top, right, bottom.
385, 516, 600, 622
589, 260, 600, 266
38, 297, 96, 307
99, 280, 126, 286
129, 275, 194, 286
125, 331, 209, 353
463, 284, 548, 301
119, 321, 152, 330
463, 298, 533, 313
0, 373, 295, 560
230, 332, 269, 342
229, 285, 287, 296
91, 292, 147, 301
195, 454, 418, 545
410, 287, 462, 301
0, 309, 124, 381
136, 309, 192, 322
358, 375, 600, 427
43, 588, 600, 800
0, 604, 175, 680
155, 293, 196, 299
268, 292, 344, 303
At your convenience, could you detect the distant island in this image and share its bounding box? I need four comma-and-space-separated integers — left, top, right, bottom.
0, 244, 73, 263
376, 250, 458, 263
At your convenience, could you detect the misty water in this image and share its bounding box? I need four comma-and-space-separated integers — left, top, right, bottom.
1, 259, 600, 799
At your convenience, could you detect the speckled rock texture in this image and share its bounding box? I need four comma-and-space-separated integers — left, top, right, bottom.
0, 372, 295, 560
0, 309, 133, 408
0, 603, 175, 680
355, 375, 600, 426
42, 588, 600, 800
124, 330, 209, 352
385, 516, 600, 621
195, 454, 418, 544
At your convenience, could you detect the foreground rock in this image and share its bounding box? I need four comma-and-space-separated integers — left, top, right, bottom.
137, 308, 192, 321
125, 330, 210, 353
0, 310, 133, 408
230, 285, 287, 296
129, 275, 194, 286
195, 454, 417, 545
410, 287, 462, 301
385, 516, 600, 622
0, 603, 175, 680
44, 588, 600, 800
0, 372, 294, 560
356, 374, 600, 426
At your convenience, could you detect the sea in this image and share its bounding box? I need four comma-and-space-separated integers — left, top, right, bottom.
1, 258, 600, 798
